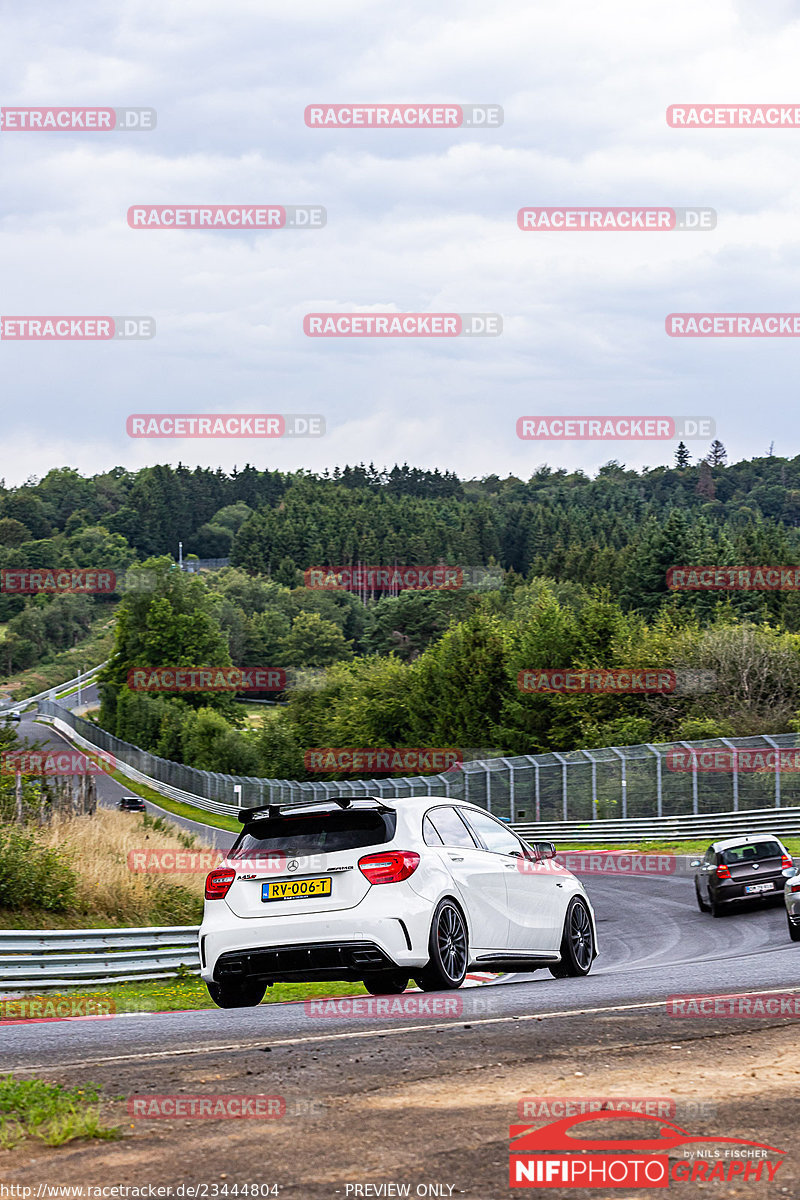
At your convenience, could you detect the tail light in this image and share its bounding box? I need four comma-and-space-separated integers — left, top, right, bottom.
205, 868, 235, 899
782, 854, 793, 870
716, 863, 731, 880
358, 851, 420, 885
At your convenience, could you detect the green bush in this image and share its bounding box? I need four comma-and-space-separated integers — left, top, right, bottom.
0, 826, 77, 911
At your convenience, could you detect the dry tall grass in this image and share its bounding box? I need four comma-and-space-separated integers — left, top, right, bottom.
1, 808, 213, 928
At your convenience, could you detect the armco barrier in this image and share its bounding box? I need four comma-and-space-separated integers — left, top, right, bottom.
0, 927, 200, 991
1, 662, 107, 716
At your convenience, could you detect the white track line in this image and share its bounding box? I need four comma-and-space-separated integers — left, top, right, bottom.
10, 986, 800, 1074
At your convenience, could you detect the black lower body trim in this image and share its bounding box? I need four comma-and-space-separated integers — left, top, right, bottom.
214, 940, 398, 984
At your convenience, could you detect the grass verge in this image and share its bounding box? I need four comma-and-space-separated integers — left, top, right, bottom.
32, 720, 241, 834
2, 975, 369, 1017
0, 614, 115, 700
556, 838, 800, 854
0, 1075, 119, 1149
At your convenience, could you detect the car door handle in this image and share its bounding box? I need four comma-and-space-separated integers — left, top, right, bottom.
448, 854, 464, 862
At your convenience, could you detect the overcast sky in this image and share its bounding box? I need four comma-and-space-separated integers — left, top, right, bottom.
2, 0, 800, 486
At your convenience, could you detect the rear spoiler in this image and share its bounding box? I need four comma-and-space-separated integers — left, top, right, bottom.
237, 795, 395, 823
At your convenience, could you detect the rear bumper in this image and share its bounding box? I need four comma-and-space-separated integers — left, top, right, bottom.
214, 940, 399, 983
713, 878, 785, 903
200, 899, 434, 982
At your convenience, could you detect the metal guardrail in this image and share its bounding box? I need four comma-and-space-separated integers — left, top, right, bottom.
2, 662, 107, 716
0, 926, 200, 990
515, 806, 800, 843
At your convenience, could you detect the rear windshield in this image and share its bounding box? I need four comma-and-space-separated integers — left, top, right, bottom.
232, 809, 396, 855
721, 841, 783, 865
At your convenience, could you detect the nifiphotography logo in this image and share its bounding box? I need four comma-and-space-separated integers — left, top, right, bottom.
509, 1111, 785, 1188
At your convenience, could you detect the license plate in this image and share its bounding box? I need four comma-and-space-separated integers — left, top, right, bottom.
745, 882, 774, 894
262, 877, 332, 902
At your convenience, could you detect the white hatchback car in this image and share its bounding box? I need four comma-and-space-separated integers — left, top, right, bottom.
200, 796, 598, 1007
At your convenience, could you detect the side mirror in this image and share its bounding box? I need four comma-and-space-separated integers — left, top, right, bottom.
784, 865, 798, 878
690, 860, 701, 868
532, 841, 557, 860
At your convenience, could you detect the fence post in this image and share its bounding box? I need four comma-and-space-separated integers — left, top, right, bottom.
720, 739, 739, 811
764, 736, 781, 807
610, 747, 627, 819
533, 759, 540, 822
502, 759, 516, 822
552, 753, 568, 820
582, 750, 597, 820
646, 745, 663, 818
679, 741, 699, 815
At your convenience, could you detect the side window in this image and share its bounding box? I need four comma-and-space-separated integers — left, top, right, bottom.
461, 809, 527, 856
703, 846, 714, 865
422, 814, 444, 846
425, 806, 479, 849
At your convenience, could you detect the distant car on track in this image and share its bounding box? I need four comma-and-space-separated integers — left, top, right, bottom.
200, 796, 598, 1008
118, 796, 146, 812
693, 835, 795, 918
785, 870, 800, 941
1, 710, 21, 723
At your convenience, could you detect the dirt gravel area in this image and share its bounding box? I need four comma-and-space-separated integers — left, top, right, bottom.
2, 1012, 798, 1198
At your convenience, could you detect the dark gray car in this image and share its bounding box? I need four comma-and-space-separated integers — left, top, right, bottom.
693, 835, 794, 917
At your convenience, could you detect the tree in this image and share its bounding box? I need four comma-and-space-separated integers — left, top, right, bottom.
282, 612, 353, 668
674, 442, 690, 469
696, 461, 716, 500
707, 440, 727, 467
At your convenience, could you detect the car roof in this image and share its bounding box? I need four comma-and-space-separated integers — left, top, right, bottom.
711, 834, 786, 851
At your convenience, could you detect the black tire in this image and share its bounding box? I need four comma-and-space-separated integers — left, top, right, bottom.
207, 979, 266, 1009
548, 897, 594, 978
710, 894, 725, 918
788, 915, 800, 943
695, 881, 710, 912
363, 972, 409, 995
414, 899, 469, 991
